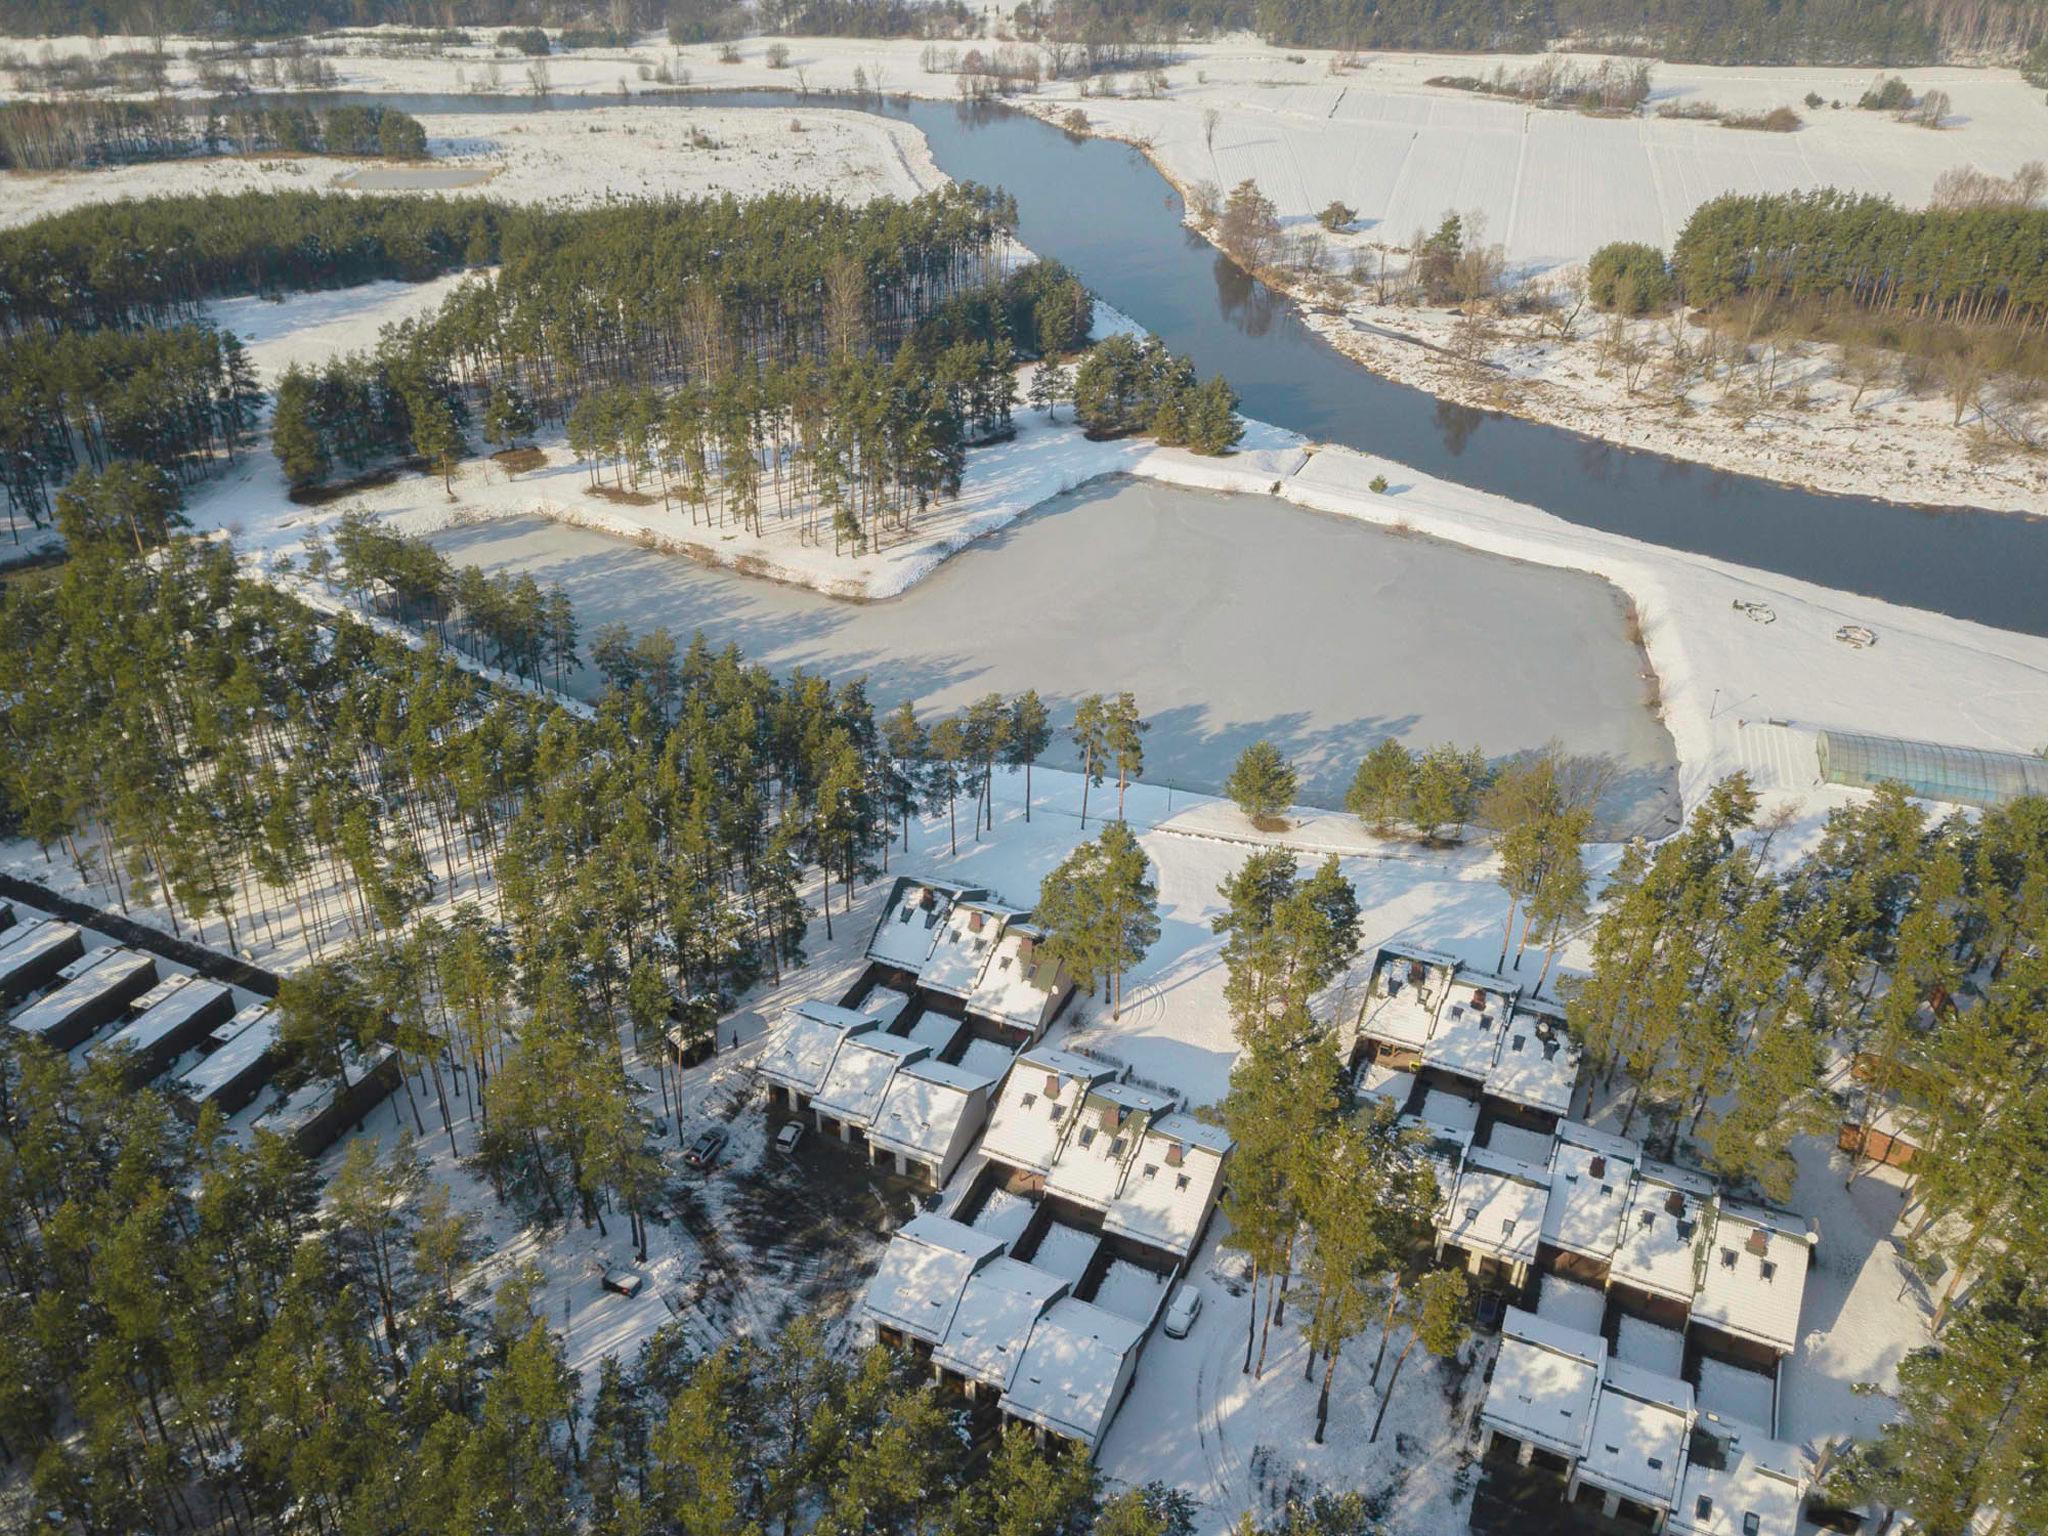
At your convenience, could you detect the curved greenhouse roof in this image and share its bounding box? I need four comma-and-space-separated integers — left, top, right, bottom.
1817, 730, 2048, 810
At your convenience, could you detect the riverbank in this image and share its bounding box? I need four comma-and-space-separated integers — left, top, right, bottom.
1042, 107, 2048, 518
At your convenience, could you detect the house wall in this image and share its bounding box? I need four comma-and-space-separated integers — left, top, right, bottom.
1537, 1244, 1612, 1289
1607, 1281, 1691, 1332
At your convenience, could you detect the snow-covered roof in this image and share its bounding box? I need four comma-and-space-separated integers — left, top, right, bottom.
1102, 1111, 1231, 1258
125, 973, 192, 1018
856, 986, 912, 1028
981, 1048, 1119, 1174
1090, 1259, 1167, 1325
921, 900, 1017, 997
970, 1186, 1036, 1249
1543, 1122, 1642, 1261
866, 878, 986, 973
1359, 945, 1458, 1052
1046, 1081, 1175, 1211
1485, 1121, 1555, 1166
1536, 1273, 1608, 1336
1002, 1297, 1146, 1448
863, 1213, 1004, 1345
0, 916, 61, 960
1355, 1058, 1413, 1110
8, 947, 155, 1042
93, 975, 230, 1064
965, 921, 1068, 1030
1581, 1364, 1694, 1510
1486, 1003, 1582, 1116
176, 1004, 277, 1105
1612, 1162, 1715, 1303
934, 1256, 1068, 1390
1616, 1315, 1688, 1378
1443, 1147, 1549, 1265
813, 1031, 928, 1128
1668, 1420, 1805, 1536
1691, 1204, 1813, 1355
757, 999, 875, 1096
1406, 1086, 1480, 1148
869, 1059, 998, 1162
255, 1044, 395, 1140
1028, 1221, 1100, 1287
1696, 1358, 1778, 1437
1409, 1136, 1467, 1219
1425, 985, 1513, 1081
957, 1035, 1021, 1079
1481, 1307, 1604, 1457
906, 1008, 963, 1054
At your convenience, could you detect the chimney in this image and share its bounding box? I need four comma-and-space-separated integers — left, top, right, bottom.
969, 910, 985, 933
1589, 1156, 1606, 1179
1746, 1227, 1770, 1257
1101, 1105, 1123, 1131
1665, 1190, 1686, 1217
1165, 1142, 1184, 1167
1044, 1073, 1061, 1098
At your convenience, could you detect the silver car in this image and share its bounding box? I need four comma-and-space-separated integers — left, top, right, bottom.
1162, 1284, 1203, 1338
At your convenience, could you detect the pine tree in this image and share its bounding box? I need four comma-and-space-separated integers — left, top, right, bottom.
1408, 743, 1485, 842
1345, 738, 1416, 834
1070, 692, 1108, 828
1105, 691, 1147, 818
1027, 361, 1068, 420
1005, 689, 1053, 822
1366, 1268, 1468, 1444
1038, 821, 1160, 1019
1223, 739, 1296, 825
1834, 1267, 2048, 1535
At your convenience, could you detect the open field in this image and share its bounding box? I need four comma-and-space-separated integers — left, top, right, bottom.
0, 101, 942, 228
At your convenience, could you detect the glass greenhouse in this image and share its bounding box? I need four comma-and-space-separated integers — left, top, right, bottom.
1816, 730, 2048, 810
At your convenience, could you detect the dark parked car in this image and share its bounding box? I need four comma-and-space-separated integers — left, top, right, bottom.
683, 1126, 728, 1169
1474, 1291, 1508, 1333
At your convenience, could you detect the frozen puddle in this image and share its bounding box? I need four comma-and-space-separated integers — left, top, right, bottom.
426, 478, 1680, 833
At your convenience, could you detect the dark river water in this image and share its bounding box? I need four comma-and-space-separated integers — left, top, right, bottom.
317, 87, 2047, 636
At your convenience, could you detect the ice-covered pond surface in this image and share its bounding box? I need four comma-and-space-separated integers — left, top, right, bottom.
425, 478, 1680, 835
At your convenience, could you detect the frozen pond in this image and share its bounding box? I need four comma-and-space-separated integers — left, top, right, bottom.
426, 478, 1680, 835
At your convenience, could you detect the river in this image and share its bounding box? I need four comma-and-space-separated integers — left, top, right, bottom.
318, 86, 2047, 637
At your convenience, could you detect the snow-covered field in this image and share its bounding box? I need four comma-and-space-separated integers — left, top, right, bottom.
1040, 49, 2046, 275
14, 30, 2039, 271
10, 29, 2044, 510
0, 103, 941, 229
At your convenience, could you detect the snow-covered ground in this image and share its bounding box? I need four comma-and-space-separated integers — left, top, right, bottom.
176, 271, 2048, 846
1040, 50, 2047, 276
1292, 290, 2048, 518
16, 31, 2039, 270
2, 46, 2018, 1519
0, 103, 942, 229
11, 30, 2043, 510
0, 748, 1940, 1525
